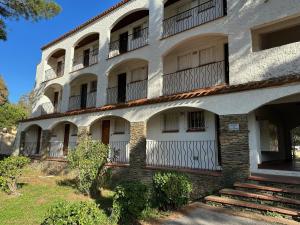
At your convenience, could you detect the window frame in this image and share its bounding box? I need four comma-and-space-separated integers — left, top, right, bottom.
162, 113, 180, 133
187, 111, 206, 132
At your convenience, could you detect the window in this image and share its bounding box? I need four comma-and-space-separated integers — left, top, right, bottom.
260, 121, 279, 152
114, 119, 125, 134
252, 17, 300, 51
131, 67, 147, 82
163, 113, 179, 132
187, 111, 205, 131
178, 53, 192, 71
199, 47, 215, 65
133, 26, 142, 39
90, 81, 97, 93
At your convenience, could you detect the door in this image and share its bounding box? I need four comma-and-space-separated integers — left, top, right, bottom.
36, 127, 42, 155
119, 32, 128, 54
63, 124, 70, 156
101, 120, 110, 145
117, 73, 126, 103
215, 115, 222, 166
83, 49, 90, 67
56, 61, 63, 76
80, 84, 88, 109
53, 92, 59, 112
224, 43, 229, 84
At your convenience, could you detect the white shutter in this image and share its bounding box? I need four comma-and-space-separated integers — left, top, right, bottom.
178, 53, 192, 71
163, 113, 179, 132
114, 119, 125, 134
131, 67, 147, 82
199, 47, 215, 65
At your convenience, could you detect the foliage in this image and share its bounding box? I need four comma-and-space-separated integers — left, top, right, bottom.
0, 156, 30, 194
67, 137, 109, 195
18, 89, 36, 116
153, 171, 192, 210
113, 181, 150, 224
0, 75, 8, 105
0, 103, 28, 129
0, 0, 61, 40
41, 201, 111, 225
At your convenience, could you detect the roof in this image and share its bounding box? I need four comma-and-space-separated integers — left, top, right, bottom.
41, 0, 133, 50
20, 74, 300, 123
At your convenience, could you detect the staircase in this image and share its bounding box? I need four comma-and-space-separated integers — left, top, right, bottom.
204, 174, 300, 222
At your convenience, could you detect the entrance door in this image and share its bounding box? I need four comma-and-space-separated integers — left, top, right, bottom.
119, 32, 128, 54
80, 84, 88, 109
53, 92, 59, 112
83, 49, 90, 67
117, 73, 126, 103
63, 124, 70, 156
36, 127, 42, 155
101, 120, 110, 145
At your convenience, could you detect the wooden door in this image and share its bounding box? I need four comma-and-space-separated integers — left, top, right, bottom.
101, 120, 110, 145
117, 73, 126, 103
36, 127, 42, 154
119, 32, 128, 53
63, 124, 70, 156
53, 92, 59, 112
83, 49, 90, 67
80, 84, 88, 109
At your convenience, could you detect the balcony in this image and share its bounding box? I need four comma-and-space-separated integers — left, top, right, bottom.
163, 61, 226, 95
72, 49, 99, 72
44, 49, 65, 82
108, 27, 149, 58
68, 91, 96, 111
163, 0, 226, 38
45, 64, 64, 81
108, 141, 130, 164
40, 102, 61, 115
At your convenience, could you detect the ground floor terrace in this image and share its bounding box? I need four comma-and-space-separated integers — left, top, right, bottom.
16, 76, 300, 197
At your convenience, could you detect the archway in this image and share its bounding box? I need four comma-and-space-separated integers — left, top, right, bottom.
45, 49, 66, 81
146, 106, 221, 171
22, 124, 42, 156
43, 83, 63, 114
109, 10, 149, 58
90, 116, 130, 164
162, 34, 228, 96
107, 59, 148, 104
49, 121, 78, 158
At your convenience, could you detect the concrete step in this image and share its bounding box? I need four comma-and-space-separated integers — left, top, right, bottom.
220, 188, 300, 206
234, 182, 300, 195
205, 196, 299, 217
249, 174, 300, 185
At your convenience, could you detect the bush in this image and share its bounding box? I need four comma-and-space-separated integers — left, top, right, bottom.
0, 156, 30, 194
41, 201, 111, 225
153, 171, 192, 210
113, 181, 150, 224
67, 137, 108, 195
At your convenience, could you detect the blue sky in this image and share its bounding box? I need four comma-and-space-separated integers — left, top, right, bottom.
0, 0, 120, 103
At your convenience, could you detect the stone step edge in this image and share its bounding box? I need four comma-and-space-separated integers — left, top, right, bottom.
220, 189, 300, 206
234, 182, 300, 195
249, 175, 300, 185
204, 196, 299, 217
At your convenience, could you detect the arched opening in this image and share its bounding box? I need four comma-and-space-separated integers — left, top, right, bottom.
163, 0, 227, 38
45, 49, 66, 81
107, 59, 148, 105
49, 121, 78, 158
146, 107, 221, 171
69, 73, 98, 111
162, 34, 228, 96
90, 116, 130, 164
22, 125, 42, 156
72, 33, 99, 71
41, 83, 63, 114
109, 10, 149, 58
252, 93, 300, 172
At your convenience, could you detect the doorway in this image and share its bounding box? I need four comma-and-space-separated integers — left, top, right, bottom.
53, 92, 59, 112
36, 127, 42, 155
117, 73, 126, 103
101, 120, 110, 145
63, 124, 70, 156
119, 32, 128, 54
80, 84, 88, 109
83, 49, 90, 67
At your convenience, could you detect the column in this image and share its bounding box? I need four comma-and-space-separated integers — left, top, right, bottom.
219, 114, 250, 180
41, 130, 52, 159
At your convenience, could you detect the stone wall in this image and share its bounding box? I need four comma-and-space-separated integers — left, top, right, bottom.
0, 130, 17, 156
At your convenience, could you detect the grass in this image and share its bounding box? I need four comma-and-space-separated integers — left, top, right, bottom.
0, 165, 114, 225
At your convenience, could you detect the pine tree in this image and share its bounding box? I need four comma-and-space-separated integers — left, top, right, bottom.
0, 75, 8, 105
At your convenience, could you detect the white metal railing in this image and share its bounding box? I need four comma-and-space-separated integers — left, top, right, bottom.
72, 50, 99, 71
68, 95, 81, 111
68, 92, 97, 111
126, 80, 148, 102
49, 141, 77, 158
87, 91, 97, 108
108, 141, 130, 164
44, 63, 64, 81
106, 87, 118, 105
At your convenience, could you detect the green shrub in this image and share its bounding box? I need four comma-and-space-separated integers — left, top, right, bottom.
67, 137, 108, 195
0, 156, 30, 194
41, 201, 111, 225
153, 171, 192, 210
113, 181, 150, 224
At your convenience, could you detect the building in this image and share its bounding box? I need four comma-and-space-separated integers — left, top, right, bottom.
16, 0, 300, 197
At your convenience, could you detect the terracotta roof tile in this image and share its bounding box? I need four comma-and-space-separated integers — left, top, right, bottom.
41, 0, 133, 50
20, 74, 300, 123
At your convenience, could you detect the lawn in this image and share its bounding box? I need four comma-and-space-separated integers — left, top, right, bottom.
0, 165, 114, 225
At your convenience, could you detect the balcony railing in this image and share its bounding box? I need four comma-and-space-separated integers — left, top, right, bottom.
68, 92, 97, 111
107, 80, 148, 105
163, 61, 225, 96
44, 63, 64, 81
126, 80, 148, 102
40, 102, 61, 115
49, 141, 77, 158
146, 140, 220, 171
109, 141, 130, 164
163, 0, 226, 38
108, 27, 149, 58
72, 49, 99, 72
